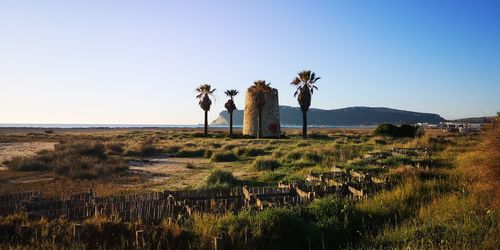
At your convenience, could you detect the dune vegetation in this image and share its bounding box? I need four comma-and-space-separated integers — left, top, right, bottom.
0, 121, 498, 249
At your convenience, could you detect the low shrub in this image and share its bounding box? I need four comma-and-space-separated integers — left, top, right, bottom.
300, 151, 323, 164
105, 142, 124, 155
218, 208, 309, 249
5, 141, 128, 179
234, 147, 267, 157
253, 157, 280, 170
56, 141, 107, 160
262, 171, 285, 182
284, 151, 303, 161
210, 151, 238, 162
163, 145, 182, 154
374, 124, 420, 138
177, 148, 206, 158
4, 156, 51, 171
124, 138, 160, 156
205, 170, 238, 187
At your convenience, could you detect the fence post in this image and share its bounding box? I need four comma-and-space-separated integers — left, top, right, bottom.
73, 223, 82, 241
136, 230, 145, 248
213, 236, 223, 250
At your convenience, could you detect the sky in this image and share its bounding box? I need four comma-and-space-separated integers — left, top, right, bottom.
0, 0, 499, 124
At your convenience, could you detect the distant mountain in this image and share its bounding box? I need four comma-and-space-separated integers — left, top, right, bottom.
451, 116, 496, 124
211, 106, 445, 126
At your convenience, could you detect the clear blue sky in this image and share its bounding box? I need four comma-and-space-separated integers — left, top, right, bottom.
1, 0, 499, 124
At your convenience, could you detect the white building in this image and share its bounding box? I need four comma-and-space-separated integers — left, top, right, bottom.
440, 122, 481, 133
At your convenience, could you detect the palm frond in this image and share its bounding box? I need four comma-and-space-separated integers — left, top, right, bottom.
311, 76, 321, 84
290, 77, 301, 86
225, 89, 239, 97
196, 84, 216, 99
250, 80, 272, 93
299, 70, 311, 83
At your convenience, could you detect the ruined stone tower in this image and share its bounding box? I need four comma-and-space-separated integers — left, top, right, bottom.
243, 88, 281, 138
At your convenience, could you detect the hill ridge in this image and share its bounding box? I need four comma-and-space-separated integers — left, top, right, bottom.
211, 105, 445, 126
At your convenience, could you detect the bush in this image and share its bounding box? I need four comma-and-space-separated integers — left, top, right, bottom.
163, 145, 182, 154
176, 148, 206, 157
262, 172, 285, 182
218, 208, 309, 249
300, 151, 323, 164
105, 142, 124, 155
125, 140, 160, 156
234, 147, 267, 157
205, 170, 238, 187
374, 124, 420, 138
253, 157, 280, 170
4, 156, 51, 171
306, 196, 358, 246
210, 151, 238, 162
56, 141, 107, 160
6, 141, 128, 179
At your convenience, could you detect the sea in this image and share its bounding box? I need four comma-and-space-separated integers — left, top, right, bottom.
0, 124, 373, 129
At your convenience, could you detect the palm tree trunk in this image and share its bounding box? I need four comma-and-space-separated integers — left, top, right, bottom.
229, 111, 233, 136
257, 109, 262, 138
302, 110, 308, 139
204, 110, 208, 136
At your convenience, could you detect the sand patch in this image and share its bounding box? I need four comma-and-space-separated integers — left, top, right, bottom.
128, 157, 208, 183
0, 142, 57, 168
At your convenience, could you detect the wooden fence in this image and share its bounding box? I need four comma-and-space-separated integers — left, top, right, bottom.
0, 169, 390, 223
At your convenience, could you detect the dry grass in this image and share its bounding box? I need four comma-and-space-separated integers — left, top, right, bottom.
0, 125, 498, 248
456, 122, 500, 208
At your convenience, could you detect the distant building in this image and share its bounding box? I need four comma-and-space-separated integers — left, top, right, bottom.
440, 122, 481, 133
416, 122, 438, 128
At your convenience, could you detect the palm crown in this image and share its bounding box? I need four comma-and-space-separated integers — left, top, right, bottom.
291, 70, 320, 112
224, 89, 238, 113
224, 89, 239, 100
249, 80, 271, 93
249, 80, 271, 110
196, 84, 216, 111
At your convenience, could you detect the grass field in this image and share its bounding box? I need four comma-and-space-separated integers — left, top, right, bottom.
0, 124, 498, 249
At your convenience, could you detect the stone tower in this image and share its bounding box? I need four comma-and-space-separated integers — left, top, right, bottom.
243, 88, 281, 138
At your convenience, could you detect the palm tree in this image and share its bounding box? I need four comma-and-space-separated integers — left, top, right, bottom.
291, 70, 321, 139
196, 84, 216, 136
224, 89, 239, 137
249, 80, 271, 138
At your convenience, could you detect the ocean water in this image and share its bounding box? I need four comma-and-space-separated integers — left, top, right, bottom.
0, 123, 372, 129
0, 123, 209, 128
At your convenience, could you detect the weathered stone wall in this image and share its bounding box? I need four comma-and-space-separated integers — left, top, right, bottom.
243, 88, 281, 137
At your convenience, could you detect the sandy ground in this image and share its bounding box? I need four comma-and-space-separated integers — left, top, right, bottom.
128, 157, 212, 190
0, 141, 211, 188
0, 142, 56, 168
